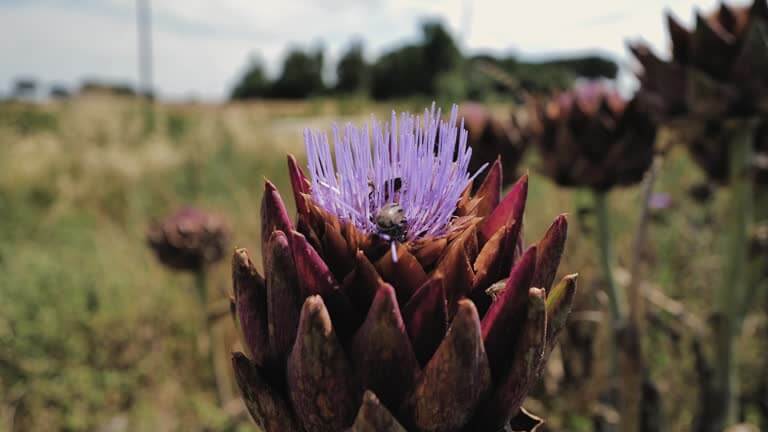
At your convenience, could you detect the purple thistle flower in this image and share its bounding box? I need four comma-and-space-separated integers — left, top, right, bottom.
233, 102, 576, 432
304, 104, 486, 248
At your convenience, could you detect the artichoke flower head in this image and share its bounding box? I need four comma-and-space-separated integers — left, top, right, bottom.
458, 102, 531, 185
629, 0, 768, 184
147, 207, 230, 272
232, 104, 576, 432
532, 81, 657, 191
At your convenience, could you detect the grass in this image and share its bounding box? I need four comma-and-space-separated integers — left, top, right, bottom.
0, 94, 763, 431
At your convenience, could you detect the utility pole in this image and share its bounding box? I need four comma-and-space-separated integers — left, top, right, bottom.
136, 0, 153, 98
460, 0, 473, 46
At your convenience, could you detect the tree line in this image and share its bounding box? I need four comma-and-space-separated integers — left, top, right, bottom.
230, 21, 617, 101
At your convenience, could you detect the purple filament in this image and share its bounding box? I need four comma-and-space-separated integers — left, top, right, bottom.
304, 103, 486, 243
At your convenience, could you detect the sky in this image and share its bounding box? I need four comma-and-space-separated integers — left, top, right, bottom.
0, 0, 750, 101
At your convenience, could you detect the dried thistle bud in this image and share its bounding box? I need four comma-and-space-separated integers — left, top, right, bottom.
459, 102, 531, 185
531, 81, 657, 191
630, 0, 768, 184
147, 207, 230, 272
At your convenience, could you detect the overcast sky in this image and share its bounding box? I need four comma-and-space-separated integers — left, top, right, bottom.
0, 0, 747, 101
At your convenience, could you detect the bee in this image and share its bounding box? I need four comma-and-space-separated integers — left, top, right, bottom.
373, 202, 408, 242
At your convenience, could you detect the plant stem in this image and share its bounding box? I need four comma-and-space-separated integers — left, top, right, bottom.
711, 118, 757, 430
622, 155, 664, 432
593, 190, 626, 324
755, 184, 768, 224
593, 189, 626, 431
628, 156, 663, 333
736, 167, 765, 431
194, 267, 208, 307
744, 184, 768, 314
194, 267, 227, 406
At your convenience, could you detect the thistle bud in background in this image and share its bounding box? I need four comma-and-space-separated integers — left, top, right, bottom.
147, 207, 231, 272
232, 105, 577, 432
629, 0, 768, 184
459, 102, 531, 185
530, 82, 657, 191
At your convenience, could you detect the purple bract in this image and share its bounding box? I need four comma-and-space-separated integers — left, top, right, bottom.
304, 104, 486, 244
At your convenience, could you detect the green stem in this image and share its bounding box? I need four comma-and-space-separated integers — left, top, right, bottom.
712, 119, 757, 430
194, 268, 226, 405
593, 189, 626, 432
622, 156, 664, 432
755, 184, 768, 224
745, 184, 768, 312
593, 190, 626, 324
194, 267, 208, 307
760, 183, 768, 432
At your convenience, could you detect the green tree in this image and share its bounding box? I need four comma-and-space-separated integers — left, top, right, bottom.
271, 47, 326, 99
230, 57, 270, 100
545, 55, 618, 79
421, 21, 462, 93
371, 20, 462, 100
335, 41, 368, 94
371, 45, 427, 99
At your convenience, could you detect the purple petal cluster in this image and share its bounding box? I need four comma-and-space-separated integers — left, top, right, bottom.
304, 104, 485, 242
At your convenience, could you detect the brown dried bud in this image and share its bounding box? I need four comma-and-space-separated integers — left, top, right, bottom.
147, 207, 230, 272
531, 82, 657, 191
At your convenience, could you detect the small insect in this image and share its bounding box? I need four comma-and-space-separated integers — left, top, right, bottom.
485, 279, 508, 302
373, 202, 408, 242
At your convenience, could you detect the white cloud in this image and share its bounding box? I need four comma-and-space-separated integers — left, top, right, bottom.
0, 0, 751, 100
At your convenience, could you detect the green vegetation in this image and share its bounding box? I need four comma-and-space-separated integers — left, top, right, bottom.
0, 103, 58, 135
0, 95, 300, 431
335, 41, 369, 95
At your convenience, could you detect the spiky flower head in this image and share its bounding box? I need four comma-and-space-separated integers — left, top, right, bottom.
530, 81, 657, 191
459, 103, 531, 185
146, 207, 230, 272
232, 104, 576, 432
629, 0, 768, 184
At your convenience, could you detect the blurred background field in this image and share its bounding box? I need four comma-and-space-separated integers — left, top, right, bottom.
3, 1, 768, 431
1, 95, 758, 431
